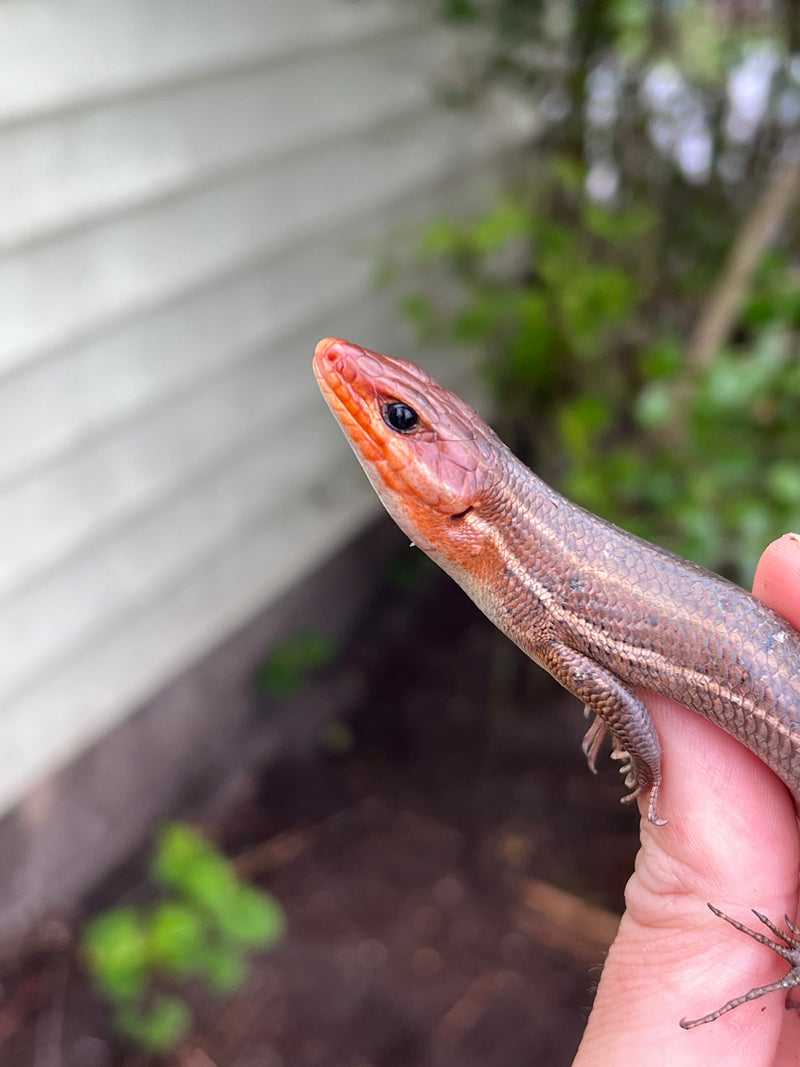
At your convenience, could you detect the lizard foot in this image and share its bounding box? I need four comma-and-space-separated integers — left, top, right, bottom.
580, 708, 665, 824
680, 905, 800, 1028
610, 744, 665, 825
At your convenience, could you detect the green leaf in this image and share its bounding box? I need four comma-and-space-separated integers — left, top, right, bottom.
82, 908, 149, 1001
452, 292, 502, 342
547, 157, 584, 193
468, 199, 530, 253
179, 852, 239, 923
507, 291, 554, 381
147, 902, 208, 977
154, 823, 241, 924
115, 995, 191, 1053
441, 0, 477, 22
638, 339, 681, 379
535, 224, 578, 283
195, 943, 247, 994
213, 886, 286, 948
634, 381, 673, 430
581, 201, 654, 245
557, 394, 610, 468
153, 823, 214, 891
400, 293, 435, 330
421, 218, 465, 258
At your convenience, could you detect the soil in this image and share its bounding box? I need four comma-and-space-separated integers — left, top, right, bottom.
0, 555, 640, 1067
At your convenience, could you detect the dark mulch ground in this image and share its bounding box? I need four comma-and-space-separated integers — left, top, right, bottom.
0, 557, 640, 1067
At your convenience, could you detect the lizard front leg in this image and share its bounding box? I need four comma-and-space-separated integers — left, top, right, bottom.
540, 641, 666, 824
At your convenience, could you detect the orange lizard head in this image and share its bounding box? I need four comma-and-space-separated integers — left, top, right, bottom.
313, 338, 502, 562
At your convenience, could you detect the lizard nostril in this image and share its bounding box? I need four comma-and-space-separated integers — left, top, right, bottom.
315, 337, 343, 364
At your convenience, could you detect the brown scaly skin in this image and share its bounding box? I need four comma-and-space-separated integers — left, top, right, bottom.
313, 336, 800, 1028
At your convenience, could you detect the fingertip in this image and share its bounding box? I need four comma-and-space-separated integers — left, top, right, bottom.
752, 533, 800, 627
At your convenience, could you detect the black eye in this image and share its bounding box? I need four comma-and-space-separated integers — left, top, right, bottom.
383, 401, 419, 433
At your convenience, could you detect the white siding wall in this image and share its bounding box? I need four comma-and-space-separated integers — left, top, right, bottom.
0, 0, 526, 814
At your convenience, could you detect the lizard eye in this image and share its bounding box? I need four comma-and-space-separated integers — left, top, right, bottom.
383, 401, 419, 433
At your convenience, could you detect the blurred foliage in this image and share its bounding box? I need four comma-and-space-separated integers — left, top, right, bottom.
257, 630, 335, 698
317, 717, 356, 755
395, 0, 800, 580
82, 822, 285, 1054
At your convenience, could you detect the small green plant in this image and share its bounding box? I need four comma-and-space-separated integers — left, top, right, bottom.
82, 822, 285, 1054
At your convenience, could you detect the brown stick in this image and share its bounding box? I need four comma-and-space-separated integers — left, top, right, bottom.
512, 877, 620, 963
663, 148, 800, 445
685, 151, 800, 376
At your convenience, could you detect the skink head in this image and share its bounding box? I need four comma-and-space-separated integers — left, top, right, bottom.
313, 337, 500, 557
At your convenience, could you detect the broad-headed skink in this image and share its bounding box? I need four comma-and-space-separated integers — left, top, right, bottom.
312, 336, 800, 1028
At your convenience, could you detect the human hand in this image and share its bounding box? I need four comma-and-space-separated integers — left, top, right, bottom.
573, 533, 800, 1067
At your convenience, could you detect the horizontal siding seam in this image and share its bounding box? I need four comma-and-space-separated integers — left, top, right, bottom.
0, 93, 437, 258
0, 265, 421, 600
0, 360, 316, 600
0, 105, 473, 377
0, 13, 429, 130
0, 452, 377, 709
0, 128, 505, 392
0, 268, 367, 490
0, 486, 381, 816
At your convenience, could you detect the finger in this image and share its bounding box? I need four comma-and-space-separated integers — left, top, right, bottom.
752, 532, 800, 624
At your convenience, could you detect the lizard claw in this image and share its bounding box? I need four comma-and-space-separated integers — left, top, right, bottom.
610, 748, 666, 824
581, 709, 608, 774
582, 724, 666, 825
